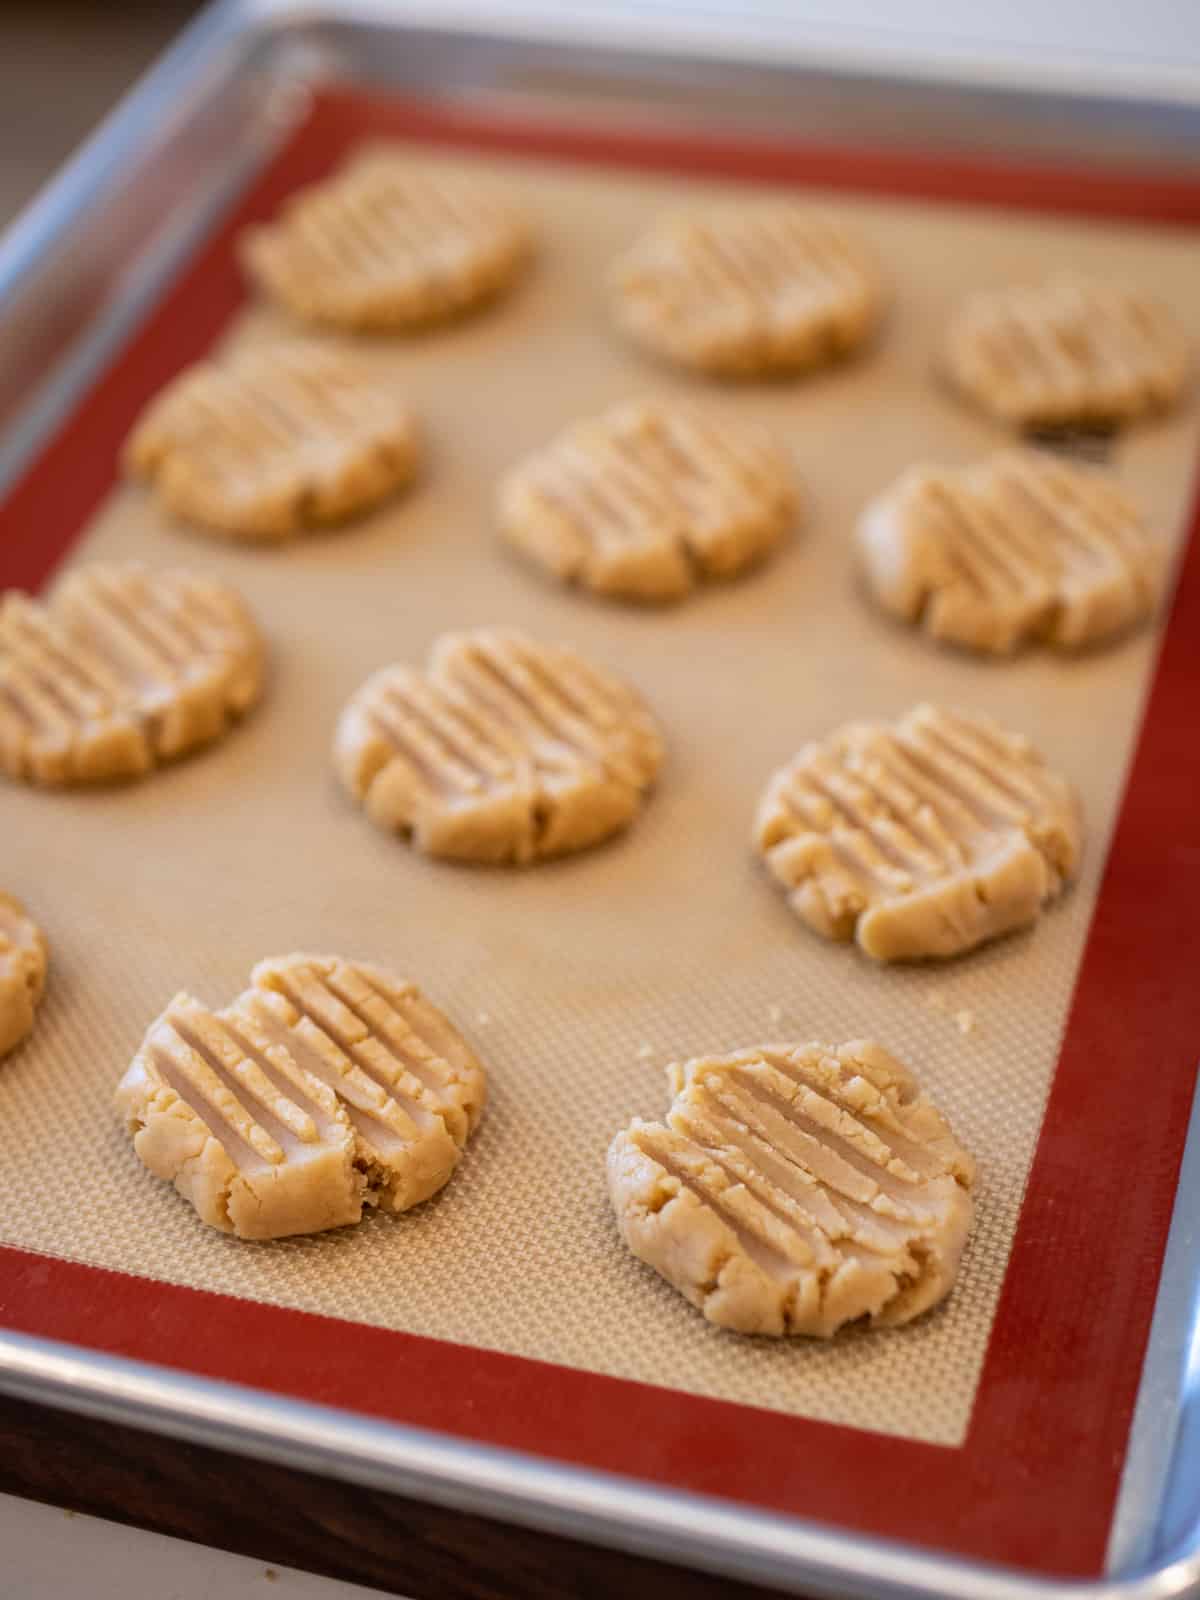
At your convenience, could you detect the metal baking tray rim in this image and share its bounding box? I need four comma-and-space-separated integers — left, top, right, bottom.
1, 1317, 1198, 1600
2, 6, 1200, 1598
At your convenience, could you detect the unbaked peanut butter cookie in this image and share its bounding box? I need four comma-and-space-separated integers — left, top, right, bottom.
0, 893, 48, 1062
942, 274, 1190, 428
240, 150, 532, 333
857, 449, 1162, 653
754, 704, 1082, 962
124, 343, 420, 542
335, 627, 663, 864
497, 398, 798, 603
608, 1040, 975, 1337
116, 954, 487, 1240
610, 205, 884, 378
0, 562, 263, 787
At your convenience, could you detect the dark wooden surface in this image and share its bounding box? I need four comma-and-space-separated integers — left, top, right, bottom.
0, 2, 204, 228
0, 1391, 813, 1600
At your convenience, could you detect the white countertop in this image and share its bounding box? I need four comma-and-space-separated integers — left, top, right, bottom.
0, 1492, 393, 1600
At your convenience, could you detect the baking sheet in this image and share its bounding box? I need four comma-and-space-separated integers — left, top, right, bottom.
1, 140, 1198, 1453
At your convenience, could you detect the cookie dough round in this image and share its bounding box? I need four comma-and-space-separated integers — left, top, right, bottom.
497, 398, 798, 603
0, 562, 264, 788
609, 1039, 975, 1338
124, 343, 420, 543
754, 703, 1082, 962
610, 205, 884, 378
858, 449, 1162, 653
116, 953, 487, 1240
335, 626, 663, 864
942, 274, 1191, 428
240, 150, 532, 333
0, 893, 48, 1061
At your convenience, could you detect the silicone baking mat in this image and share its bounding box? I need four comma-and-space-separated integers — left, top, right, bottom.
1, 88, 1199, 1578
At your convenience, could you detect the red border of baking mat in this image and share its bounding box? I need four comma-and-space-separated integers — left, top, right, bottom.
2, 89, 1199, 1578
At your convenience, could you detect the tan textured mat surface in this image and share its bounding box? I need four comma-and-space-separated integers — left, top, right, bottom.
1, 147, 1197, 1447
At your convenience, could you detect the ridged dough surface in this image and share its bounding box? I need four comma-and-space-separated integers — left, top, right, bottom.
610, 206, 883, 377
125, 343, 420, 542
241, 150, 532, 332
0, 893, 48, 1062
942, 274, 1191, 426
609, 1040, 975, 1337
497, 398, 798, 602
754, 704, 1082, 961
335, 626, 663, 864
0, 562, 264, 787
116, 954, 487, 1240
858, 449, 1162, 653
